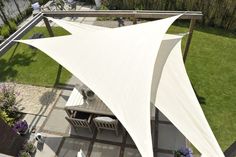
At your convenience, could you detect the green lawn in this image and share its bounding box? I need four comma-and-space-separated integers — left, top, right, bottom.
0, 24, 235, 151
0, 27, 72, 87
169, 25, 236, 151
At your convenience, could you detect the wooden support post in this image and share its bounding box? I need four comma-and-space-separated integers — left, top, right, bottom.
153, 108, 159, 157
183, 19, 196, 63
43, 17, 63, 86
133, 17, 137, 24
43, 17, 54, 37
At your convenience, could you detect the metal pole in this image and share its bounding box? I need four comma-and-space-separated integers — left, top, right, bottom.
153, 108, 160, 157
183, 19, 196, 62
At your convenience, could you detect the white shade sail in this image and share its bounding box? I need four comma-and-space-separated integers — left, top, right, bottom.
16, 15, 224, 157
17, 15, 181, 157
154, 40, 225, 157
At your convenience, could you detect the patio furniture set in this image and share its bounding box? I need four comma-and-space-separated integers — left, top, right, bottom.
65, 85, 120, 136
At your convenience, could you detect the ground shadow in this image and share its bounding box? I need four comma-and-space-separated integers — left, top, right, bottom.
39, 90, 57, 106
26, 89, 58, 134
0, 49, 36, 82
192, 85, 206, 105
36, 136, 89, 157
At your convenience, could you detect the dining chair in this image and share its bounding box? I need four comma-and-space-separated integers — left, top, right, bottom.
65, 111, 94, 133
93, 116, 119, 136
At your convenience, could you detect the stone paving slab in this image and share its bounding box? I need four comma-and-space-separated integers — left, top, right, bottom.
35, 133, 62, 157
23, 114, 46, 132
55, 94, 70, 108
124, 148, 141, 157
91, 142, 120, 157
96, 130, 123, 143
58, 137, 90, 157
69, 127, 93, 138
157, 153, 173, 157
126, 134, 135, 146
43, 109, 69, 134
158, 124, 186, 150
159, 112, 170, 122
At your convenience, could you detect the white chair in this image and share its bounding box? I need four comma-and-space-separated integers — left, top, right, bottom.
93, 116, 119, 136
32, 2, 41, 16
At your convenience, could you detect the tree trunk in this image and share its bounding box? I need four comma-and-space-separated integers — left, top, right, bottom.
0, 7, 8, 24
0, 3, 12, 30
13, 0, 23, 18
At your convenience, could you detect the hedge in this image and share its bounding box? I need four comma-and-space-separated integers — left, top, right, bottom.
102, 0, 236, 30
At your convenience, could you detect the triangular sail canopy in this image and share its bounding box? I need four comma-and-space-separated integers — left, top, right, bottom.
17, 15, 181, 157
16, 15, 225, 157
154, 40, 225, 157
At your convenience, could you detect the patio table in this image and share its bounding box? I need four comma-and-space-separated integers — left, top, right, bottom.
65, 87, 113, 116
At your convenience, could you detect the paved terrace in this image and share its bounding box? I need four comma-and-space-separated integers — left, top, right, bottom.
26, 76, 185, 157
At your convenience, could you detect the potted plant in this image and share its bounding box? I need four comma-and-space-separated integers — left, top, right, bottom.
13, 120, 29, 135
24, 142, 36, 155
18, 150, 31, 157
174, 147, 193, 157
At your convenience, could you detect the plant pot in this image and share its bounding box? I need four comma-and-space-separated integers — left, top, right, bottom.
20, 127, 29, 136
86, 90, 95, 101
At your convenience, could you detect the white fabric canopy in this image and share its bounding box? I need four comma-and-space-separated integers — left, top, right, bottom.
16, 15, 224, 157
17, 15, 181, 157
154, 40, 225, 157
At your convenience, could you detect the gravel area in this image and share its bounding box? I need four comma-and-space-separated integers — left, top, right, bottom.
0, 83, 61, 116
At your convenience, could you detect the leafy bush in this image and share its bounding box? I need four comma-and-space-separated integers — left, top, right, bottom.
15, 14, 23, 24
24, 7, 33, 17
0, 25, 10, 38
0, 84, 22, 126
18, 150, 31, 157
9, 20, 17, 32
174, 147, 193, 157
0, 109, 14, 125
23, 142, 36, 154
98, 5, 116, 21
0, 84, 19, 118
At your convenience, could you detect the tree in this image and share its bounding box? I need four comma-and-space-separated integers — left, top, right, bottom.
12, 0, 23, 18
0, 0, 12, 30
0, 0, 9, 24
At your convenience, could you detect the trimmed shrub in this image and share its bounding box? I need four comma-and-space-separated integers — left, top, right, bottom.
37, 0, 50, 5
0, 84, 18, 118
15, 14, 23, 24
100, 0, 236, 30
9, 20, 17, 32
1, 25, 10, 38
